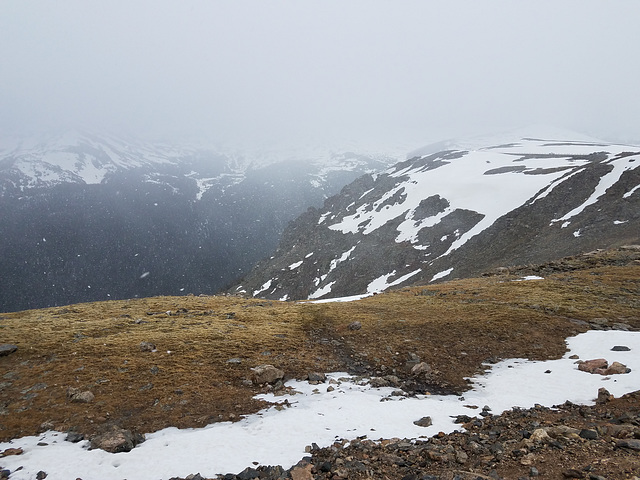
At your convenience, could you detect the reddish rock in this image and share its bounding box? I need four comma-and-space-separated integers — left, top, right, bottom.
604, 361, 628, 375
1, 447, 23, 457
577, 358, 608, 373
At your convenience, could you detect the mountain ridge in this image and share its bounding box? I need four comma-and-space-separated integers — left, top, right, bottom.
233, 133, 640, 301
0, 131, 402, 312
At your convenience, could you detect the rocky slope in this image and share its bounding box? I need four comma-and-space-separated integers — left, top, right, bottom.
201, 390, 640, 480
0, 131, 400, 312
234, 132, 640, 301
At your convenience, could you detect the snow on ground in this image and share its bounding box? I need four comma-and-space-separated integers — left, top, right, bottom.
2, 331, 639, 480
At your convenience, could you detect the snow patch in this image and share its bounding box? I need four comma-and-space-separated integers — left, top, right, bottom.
1, 331, 638, 480
253, 279, 273, 297
430, 268, 453, 282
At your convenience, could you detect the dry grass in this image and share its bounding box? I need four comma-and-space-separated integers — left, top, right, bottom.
0, 249, 638, 442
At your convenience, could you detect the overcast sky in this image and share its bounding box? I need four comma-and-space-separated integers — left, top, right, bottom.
1, 1, 639, 147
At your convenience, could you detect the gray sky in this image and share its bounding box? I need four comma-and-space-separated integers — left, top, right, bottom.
2, 1, 639, 147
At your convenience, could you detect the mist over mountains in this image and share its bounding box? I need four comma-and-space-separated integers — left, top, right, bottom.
0, 131, 400, 312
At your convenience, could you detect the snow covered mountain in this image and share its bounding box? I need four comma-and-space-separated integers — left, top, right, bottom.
0, 131, 403, 312
234, 131, 640, 301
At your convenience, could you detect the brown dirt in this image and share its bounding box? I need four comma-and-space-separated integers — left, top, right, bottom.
0, 247, 639, 478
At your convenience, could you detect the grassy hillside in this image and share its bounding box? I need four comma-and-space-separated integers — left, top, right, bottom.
1, 247, 638, 443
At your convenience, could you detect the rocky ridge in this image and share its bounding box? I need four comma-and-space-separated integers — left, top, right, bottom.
234, 135, 640, 301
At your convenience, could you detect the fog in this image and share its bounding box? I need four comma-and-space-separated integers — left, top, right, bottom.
2, 1, 640, 147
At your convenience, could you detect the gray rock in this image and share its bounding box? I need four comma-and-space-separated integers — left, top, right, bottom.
611, 345, 631, 351
413, 416, 433, 427
0, 344, 18, 357
236, 466, 260, 479
67, 388, 95, 403
596, 387, 613, 405
411, 362, 432, 375
251, 364, 284, 384
307, 372, 326, 383
348, 321, 362, 331
616, 438, 640, 451
66, 431, 85, 443
579, 429, 598, 440
90, 426, 145, 453
139, 341, 156, 352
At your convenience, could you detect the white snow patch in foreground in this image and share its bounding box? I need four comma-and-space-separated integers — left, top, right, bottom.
2, 331, 639, 480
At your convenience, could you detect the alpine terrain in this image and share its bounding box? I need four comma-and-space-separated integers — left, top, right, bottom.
0, 131, 401, 312
234, 130, 640, 301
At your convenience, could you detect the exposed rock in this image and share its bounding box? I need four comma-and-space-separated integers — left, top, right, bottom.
235, 466, 260, 479
347, 321, 362, 331
90, 426, 145, 453
603, 361, 629, 375
139, 341, 156, 352
289, 462, 314, 480
36, 471, 47, 480
616, 439, 640, 451
611, 345, 631, 351
596, 387, 613, 404
413, 416, 433, 427
577, 358, 608, 373
250, 364, 284, 385
411, 362, 432, 375
0, 344, 18, 357
66, 431, 85, 443
307, 372, 326, 383
227, 358, 242, 364
0, 447, 23, 457
67, 388, 95, 403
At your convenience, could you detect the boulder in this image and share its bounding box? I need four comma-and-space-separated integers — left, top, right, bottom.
596, 387, 613, 404
413, 416, 433, 427
603, 361, 629, 375
307, 372, 326, 383
0, 344, 18, 357
139, 341, 156, 352
411, 362, 432, 375
90, 426, 145, 453
577, 358, 608, 373
67, 388, 95, 403
251, 364, 284, 384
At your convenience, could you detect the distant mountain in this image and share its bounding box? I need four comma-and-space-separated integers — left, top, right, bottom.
0, 131, 403, 312
233, 131, 640, 300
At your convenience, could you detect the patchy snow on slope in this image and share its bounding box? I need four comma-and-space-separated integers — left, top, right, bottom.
288, 261, 303, 270
326, 137, 640, 260
308, 281, 336, 299
1, 330, 638, 480
253, 279, 273, 297
430, 268, 453, 282
551, 154, 640, 225
366, 269, 422, 294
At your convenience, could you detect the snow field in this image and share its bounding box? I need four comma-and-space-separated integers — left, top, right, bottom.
1, 330, 639, 480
